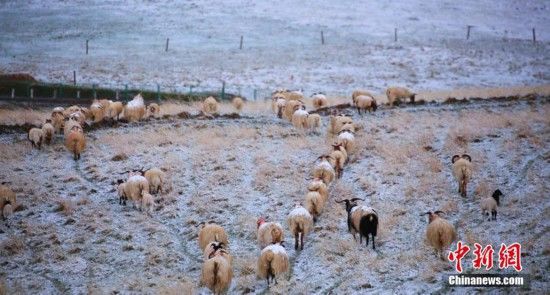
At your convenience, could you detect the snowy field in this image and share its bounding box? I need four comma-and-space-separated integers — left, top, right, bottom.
0, 0, 549, 97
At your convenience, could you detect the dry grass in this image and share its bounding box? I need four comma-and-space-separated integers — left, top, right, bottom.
1, 235, 25, 256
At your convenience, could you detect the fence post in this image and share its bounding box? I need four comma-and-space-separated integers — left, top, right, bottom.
115, 90, 119, 100
157, 84, 161, 103
73, 71, 76, 86
221, 82, 225, 100
53, 88, 57, 99
11, 88, 15, 99
532, 28, 536, 44
240, 35, 243, 49
92, 84, 97, 99
466, 25, 473, 40
321, 31, 325, 45
394, 28, 398, 42
77, 90, 80, 99
165, 38, 170, 52
124, 84, 128, 101
189, 85, 193, 94
30, 88, 34, 99
254, 89, 257, 101
86, 39, 89, 55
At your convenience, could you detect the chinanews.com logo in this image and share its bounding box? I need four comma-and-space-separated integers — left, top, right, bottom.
445, 241, 529, 287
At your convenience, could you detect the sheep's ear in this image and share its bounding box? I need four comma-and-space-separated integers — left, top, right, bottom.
451, 155, 460, 164
461, 154, 472, 162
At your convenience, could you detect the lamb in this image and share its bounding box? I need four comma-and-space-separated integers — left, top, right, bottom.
481, 189, 503, 221
421, 211, 457, 260
336, 198, 379, 249
305, 190, 325, 222
257, 242, 289, 286
329, 143, 347, 179
198, 222, 230, 251
452, 154, 472, 197
307, 178, 329, 203
202, 96, 219, 115
64, 126, 86, 160
329, 114, 354, 135
287, 205, 313, 250
144, 168, 167, 194
124, 94, 146, 122
291, 105, 309, 129
306, 113, 321, 133
28, 128, 43, 149
337, 130, 356, 155
386, 86, 416, 106
354, 95, 378, 114
41, 120, 55, 144
256, 217, 284, 249
147, 103, 160, 118
311, 93, 328, 109
201, 243, 233, 294
283, 100, 303, 121
141, 190, 155, 214
106, 101, 124, 120
0, 185, 16, 221
123, 174, 149, 209
312, 155, 336, 185
51, 108, 65, 134
232, 96, 244, 112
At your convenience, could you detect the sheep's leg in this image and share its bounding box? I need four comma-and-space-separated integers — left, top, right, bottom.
492, 210, 497, 221
359, 234, 362, 244
294, 233, 299, 250
365, 234, 369, 247
372, 235, 376, 250
300, 232, 304, 250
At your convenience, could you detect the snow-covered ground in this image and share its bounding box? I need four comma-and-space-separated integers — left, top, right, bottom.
0, 0, 549, 98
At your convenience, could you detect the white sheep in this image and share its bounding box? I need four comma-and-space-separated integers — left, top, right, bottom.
351, 90, 374, 102
51, 108, 65, 134
311, 93, 328, 109
337, 130, 356, 155
257, 242, 289, 286
306, 113, 321, 133
0, 185, 16, 221
124, 94, 146, 122
147, 103, 161, 118
307, 178, 329, 203
64, 126, 86, 161
90, 99, 110, 122
141, 190, 155, 214
305, 190, 325, 222
201, 243, 233, 294
287, 205, 313, 250
283, 100, 303, 121
452, 154, 472, 197
312, 155, 336, 185
329, 114, 354, 135
124, 174, 149, 209
198, 222, 230, 251
144, 168, 167, 194
202, 96, 219, 115
256, 217, 284, 249
41, 120, 55, 144
386, 86, 416, 106
421, 211, 457, 260
481, 189, 503, 221
354, 95, 378, 114
329, 144, 346, 179
106, 101, 124, 120
28, 128, 43, 149
291, 105, 309, 129
232, 96, 244, 112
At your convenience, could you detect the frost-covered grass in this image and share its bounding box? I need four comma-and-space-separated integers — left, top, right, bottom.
0, 97, 548, 293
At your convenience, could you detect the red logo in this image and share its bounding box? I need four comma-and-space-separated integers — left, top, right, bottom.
448, 242, 522, 272
472, 243, 494, 270
448, 241, 470, 273
498, 243, 522, 272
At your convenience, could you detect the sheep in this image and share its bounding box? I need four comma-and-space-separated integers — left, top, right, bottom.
117, 180, 128, 205
279, 89, 303, 101
144, 168, 167, 194
62, 105, 83, 118
106, 101, 124, 120
421, 211, 457, 260
354, 95, 378, 115
90, 99, 109, 122
63, 119, 82, 138
329, 114, 353, 135
311, 93, 328, 109
307, 178, 329, 203
291, 105, 309, 129
351, 90, 374, 102
202, 96, 219, 115
306, 113, 321, 133
256, 217, 284, 249
198, 222, 230, 251
329, 143, 347, 179
305, 189, 326, 222
481, 189, 503, 221
312, 155, 336, 185
51, 109, 65, 134
340, 122, 355, 133
386, 86, 416, 106
232, 96, 244, 112
64, 126, 86, 160
201, 243, 233, 294
124, 94, 146, 122
0, 185, 16, 221
273, 96, 286, 118
337, 130, 356, 155
123, 174, 149, 209
257, 242, 289, 286
147, 103, 160, 118
203, 241, 231, 262
287, 205, 313, 250
141, 190, 155, 214
41, 120, 55, 144
336, 198, 379, 249
28, 128, 43, 149
452, 154, 472, 197
3, 204, 13, 221
283, 100, 303, 121
68, 111, 87, 126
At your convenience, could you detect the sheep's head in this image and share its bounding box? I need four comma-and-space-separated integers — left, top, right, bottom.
332, 143, 343, 150
45, 119, 52, 123
420, 211, 445, 223
317, 155, 334, 163
410, 93, 416, 103
257, 217, 266, 228
492, 189, 503, 206
451, 155, 461, 164
335, 198, 364, 213
461, 154, 472, 162
372, 100, 378, 112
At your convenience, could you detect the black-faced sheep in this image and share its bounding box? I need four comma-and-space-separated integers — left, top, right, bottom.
64, 126, 86, 160
28, 128, 43, 149
257, 217, 284, 249
198, 222, 230, 251
257, 242, 289, 286
452, 154, 472, 197
336, 198, 379, 249
311, 93, 328, 109
386, 86, 416, 106
481, 189, 503, 221
201, 242, 233, 294
421, 211, 457, 260
287, 205, 313, 250
354, 95, 378, 114
0, 185, 16, 221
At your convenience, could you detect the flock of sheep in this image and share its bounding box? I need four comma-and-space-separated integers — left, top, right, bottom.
1, 86, 506, 293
